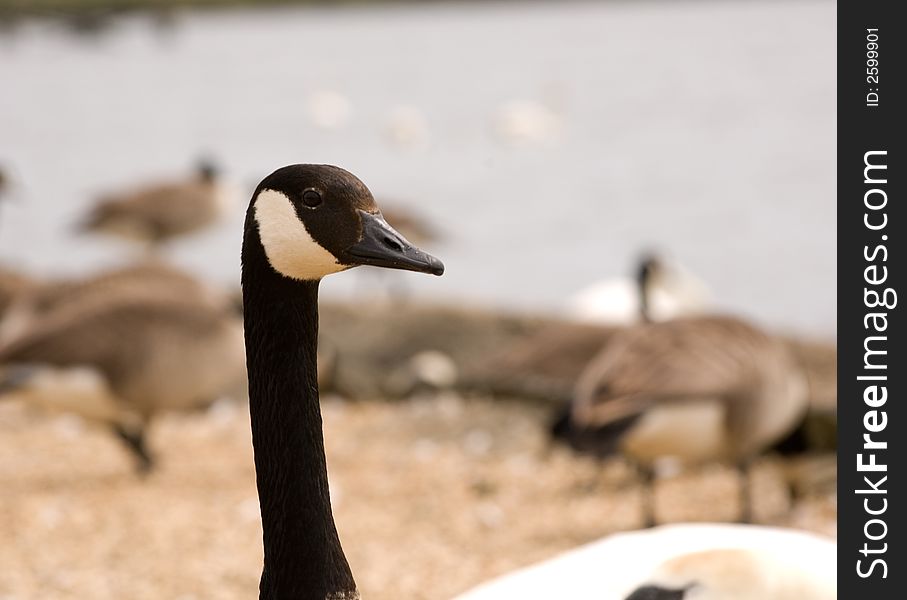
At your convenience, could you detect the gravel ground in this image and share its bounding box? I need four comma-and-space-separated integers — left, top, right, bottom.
0, 395, 836, 600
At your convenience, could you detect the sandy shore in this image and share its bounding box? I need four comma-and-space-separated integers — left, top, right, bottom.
0, 393, 835, 600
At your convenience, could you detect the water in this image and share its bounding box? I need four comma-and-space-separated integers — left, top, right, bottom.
0, 1, 836, 335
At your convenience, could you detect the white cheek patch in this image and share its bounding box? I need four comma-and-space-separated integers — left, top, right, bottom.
254, 189, 349, 280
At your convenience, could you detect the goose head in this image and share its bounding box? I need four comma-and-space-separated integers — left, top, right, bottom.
636, 253, 664, 292
635, 252, 710, 322
197, 158, 220, 183
246, 164, 444, 281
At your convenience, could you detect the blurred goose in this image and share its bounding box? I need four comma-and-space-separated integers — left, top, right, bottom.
0, 166, 14, 221
0, 261, 233, 345
553, 315, 809, 523
0, 270, 245, 472
453, 523, 835, 600
566, 253, 710, 325
78, 160, 230, 249
240, 164, 442, 598
0, 265, 36, 319
379, 203, 440, 247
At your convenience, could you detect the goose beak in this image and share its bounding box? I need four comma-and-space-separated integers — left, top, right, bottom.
345, 210, 444, 276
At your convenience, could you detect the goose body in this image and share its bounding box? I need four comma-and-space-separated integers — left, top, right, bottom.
0, 266, 245, 471
453, 523, 835, 600
79, 161, 230, 247
552, 314, 809, 523
240, 164, 442, 599
0, 261, 233, 344
560, 315, 808, 467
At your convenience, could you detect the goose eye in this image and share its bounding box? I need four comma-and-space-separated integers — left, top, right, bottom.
302, 189, 323, 208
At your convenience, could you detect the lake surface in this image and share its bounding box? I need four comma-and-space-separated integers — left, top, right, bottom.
0, 0, 836, 335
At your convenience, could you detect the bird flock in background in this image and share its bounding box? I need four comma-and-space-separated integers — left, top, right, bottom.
0, 158, 835, 599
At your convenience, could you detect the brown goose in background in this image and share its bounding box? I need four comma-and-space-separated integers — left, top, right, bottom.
0, 265, 36, 320
379, 203, 441, 247
461, 253, 674, 401
553, 315, 809, 524
77, 160, 231, 249
0, 261, 234, 345
0, 263, 245, 473
0, 166, 14, 231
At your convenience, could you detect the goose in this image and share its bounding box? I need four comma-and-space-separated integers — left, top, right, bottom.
565, 254, 710, 325
0, 272, 245, 472
379, 204, 440, 247
0, 260, 234, 345
0, 165, 15, 224
77, 160, 231, 248
553, 315, 809, 524
453, 523, 835, 600
239, 164, 442, 599
24, 261, 231, 313
0, 265, 35, 320
463, 254, 707, 402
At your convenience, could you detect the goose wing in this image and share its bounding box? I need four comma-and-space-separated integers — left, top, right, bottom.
572, 316, 773, 428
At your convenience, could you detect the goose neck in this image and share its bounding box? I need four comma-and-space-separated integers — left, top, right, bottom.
242, 273, 356, 600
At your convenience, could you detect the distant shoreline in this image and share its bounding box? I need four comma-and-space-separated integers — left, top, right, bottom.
0, 0, 406, 20
1, 0, 457, 21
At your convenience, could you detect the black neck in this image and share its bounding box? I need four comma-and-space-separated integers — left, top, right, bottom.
637, 268, 653, 324
242, 231, 356, 600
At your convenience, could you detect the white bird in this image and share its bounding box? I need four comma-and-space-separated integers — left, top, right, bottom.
493, 99, 562, 145
452, 523, 835, 600
565, 254, 711, 325
384, 105, 431, 150
306, 89, 353, 129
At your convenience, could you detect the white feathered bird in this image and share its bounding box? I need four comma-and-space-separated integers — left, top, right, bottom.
452, 523, 835, 600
